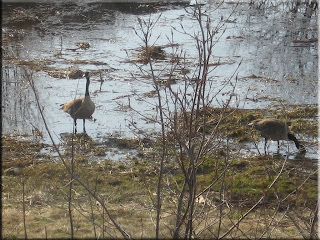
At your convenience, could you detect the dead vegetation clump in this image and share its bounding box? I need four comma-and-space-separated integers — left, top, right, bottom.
135, 45, 166, 64
2, 135, 49, 170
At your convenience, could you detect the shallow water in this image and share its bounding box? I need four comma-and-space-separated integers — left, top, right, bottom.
2, 1, 318, 160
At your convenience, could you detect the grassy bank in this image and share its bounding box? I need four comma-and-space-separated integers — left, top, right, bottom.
2, 107, 318, 239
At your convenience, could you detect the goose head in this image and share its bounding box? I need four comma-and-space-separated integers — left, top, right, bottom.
84, 71, 90, 79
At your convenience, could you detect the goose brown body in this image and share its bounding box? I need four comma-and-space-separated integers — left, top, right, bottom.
61, 72, 95, 133
249, 118, 304, 153
62, 97, 95, 120
251, 118, 289, 141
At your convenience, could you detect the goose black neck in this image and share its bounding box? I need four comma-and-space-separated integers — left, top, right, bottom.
85, 75, 90, 97
288, 133, 300, 149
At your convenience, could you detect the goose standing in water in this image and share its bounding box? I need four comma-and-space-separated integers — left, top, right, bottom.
61, 72, 95, 133
249, 118, 305, 154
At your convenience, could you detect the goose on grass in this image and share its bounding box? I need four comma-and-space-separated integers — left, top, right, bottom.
249, 118, 305, 154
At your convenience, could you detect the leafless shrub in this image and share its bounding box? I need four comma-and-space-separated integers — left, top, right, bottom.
18, 1, 317, 239
129, 2, 318, 239
24, 68, 132, 239
131, 3, 242, 238
22, 178, 28, 239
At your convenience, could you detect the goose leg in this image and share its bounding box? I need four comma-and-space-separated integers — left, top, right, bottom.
264, 138, 267, 154
74, 119, 77, 134
83, 119, 86, 133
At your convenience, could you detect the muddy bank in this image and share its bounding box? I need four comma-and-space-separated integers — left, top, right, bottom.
2, 129, 318, 238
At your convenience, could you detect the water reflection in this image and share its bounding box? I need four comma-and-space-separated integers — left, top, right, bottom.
2, 67, 42, 134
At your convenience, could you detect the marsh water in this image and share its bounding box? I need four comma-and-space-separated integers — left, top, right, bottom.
2, 1, 318, 160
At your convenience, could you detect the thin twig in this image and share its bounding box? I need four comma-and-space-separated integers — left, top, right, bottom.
219, 155, 289, 239
22, 179, 28, 240
25, 69, 131, 239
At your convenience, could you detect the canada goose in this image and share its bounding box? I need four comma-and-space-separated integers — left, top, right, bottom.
249, 118, 305, 153
61, 72, 95, 133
